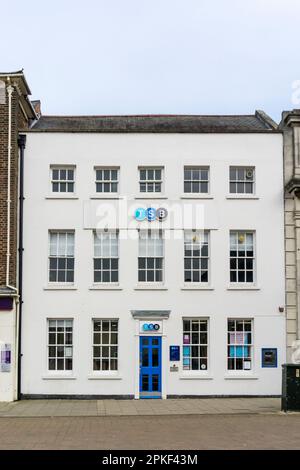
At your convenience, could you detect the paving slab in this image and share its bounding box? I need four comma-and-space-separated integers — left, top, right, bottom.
0, 397, 283, 417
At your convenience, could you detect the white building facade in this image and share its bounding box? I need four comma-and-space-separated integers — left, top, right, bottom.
21, 114, 286, 398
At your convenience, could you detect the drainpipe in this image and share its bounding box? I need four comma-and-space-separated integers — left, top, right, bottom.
17, 135, 26, 400
6, 80, 17, 292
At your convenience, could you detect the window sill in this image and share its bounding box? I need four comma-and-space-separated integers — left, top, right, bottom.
134, 284, 168, 291
179, 374, 213, 380
42, 375, 77, 380
135, 194, 168, 200
226, 195, 259, 200
89, 284, 123, 290
180, 194, 213, 200
90, 194, 121, 200
224, 374, 258, 380
45, 195, 79, 200
44, 285, 78, 291
227, 285, 260, 291
87, 374, 122, 380
181, 284, 214, 291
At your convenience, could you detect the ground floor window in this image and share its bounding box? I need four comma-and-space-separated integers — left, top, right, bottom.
48, 319, 73, 371
93, 319, 118, 371
182, 318, 208, 371
227, 319, 253, 370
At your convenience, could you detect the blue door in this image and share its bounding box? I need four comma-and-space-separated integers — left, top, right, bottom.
139, 336, 162, 399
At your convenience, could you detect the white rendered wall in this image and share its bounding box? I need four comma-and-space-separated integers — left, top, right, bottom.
21, 132, 285, 397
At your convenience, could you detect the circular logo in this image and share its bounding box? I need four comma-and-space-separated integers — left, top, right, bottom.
146, 208, 156, 222
135, 208, 146, 221
201, 364, 207, 370
156, 207, 168, 221
142, 323, 160, 331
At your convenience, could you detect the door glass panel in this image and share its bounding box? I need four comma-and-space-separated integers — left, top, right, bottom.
152, 374, 159, 391
152, 338, 159, 345
142, 348, 149, 367
152, 347, 159, 367
142, 375, 149, 391
142, 338, 149, 346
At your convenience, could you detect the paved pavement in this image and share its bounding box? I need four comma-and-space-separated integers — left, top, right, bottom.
0, 397, 281, 417
0, 414, 299, 449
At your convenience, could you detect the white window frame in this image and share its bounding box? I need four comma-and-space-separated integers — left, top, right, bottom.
47, 319, 73, 373
50, 165, 76, 194
182, 318, 209, 372
229, 166, 255, 195
227, 318, 254, 372
138, 167, 164, 194
184, 166, 210, 194
184, 230, 210, 284
92, 319, 119, 372
138, 230, 164, 284
93, 231, 119, 284
229, 231, 255, 285
48, 231, 75, 284
94, 166, 119, 194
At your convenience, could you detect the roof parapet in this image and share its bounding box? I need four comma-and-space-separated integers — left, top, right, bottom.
255, 110, 278, 130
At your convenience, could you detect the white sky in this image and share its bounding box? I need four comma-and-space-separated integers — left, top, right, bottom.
1, 0, 300, 121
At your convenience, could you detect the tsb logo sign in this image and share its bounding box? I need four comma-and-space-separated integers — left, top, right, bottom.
142, 323, 160, 331
134, 207, 168, 222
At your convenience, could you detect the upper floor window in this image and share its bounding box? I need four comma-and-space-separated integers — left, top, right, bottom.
184, 231, 209, 283
51, 166, 75, 193
95, 167, 119, 193
94, 231, 119, 283
49, 231, 75, 283
184, 166, 209, 194
138, 230, 164, 282
230, 231, 255, 283
139, 167, 163, 193
229, 166, 255, 194
227, 319, 253, 371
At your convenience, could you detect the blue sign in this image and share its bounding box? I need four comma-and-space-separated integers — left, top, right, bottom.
147, 208, 156, 222
134, 207, 168, 222
134, 208, 147, 221
170, 345, 180, 361
142, 323, 160, 331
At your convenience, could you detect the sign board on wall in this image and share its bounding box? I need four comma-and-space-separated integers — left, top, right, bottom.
170, 345, 180, 361
0, 344, 11, 372
139, 321, 163, 334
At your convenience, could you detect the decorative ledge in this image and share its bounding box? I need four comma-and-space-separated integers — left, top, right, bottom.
134, 195, 168, 200
45, 195, 79, 200
42, 375, 77, 380
181, 285, 214, 291
226, 195, 259, 200
134, 285, 168, 291
44, 285, 78, 291
227, 285, 260, 291
87, 375, 122, 380
224, 375, 258, 380
180, 194, 214, 200
131, 310, 171, 319
179, 375, 213, 380
89, 285, 123, 291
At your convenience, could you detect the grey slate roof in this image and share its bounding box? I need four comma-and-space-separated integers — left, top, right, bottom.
29, 112, 278, 133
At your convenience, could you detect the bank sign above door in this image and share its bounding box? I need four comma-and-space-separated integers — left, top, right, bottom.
134, 207, 168, 222
140, 321, 163, 334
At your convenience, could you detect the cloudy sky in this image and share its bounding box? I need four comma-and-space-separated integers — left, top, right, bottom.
1, 0, 300, 121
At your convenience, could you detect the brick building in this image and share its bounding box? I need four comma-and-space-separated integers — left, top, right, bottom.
0, 71, 36, 401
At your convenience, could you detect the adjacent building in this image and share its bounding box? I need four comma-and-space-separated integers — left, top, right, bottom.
280, 109, 300, 363
0, 71, 36, 401
19, 112, 286, 398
